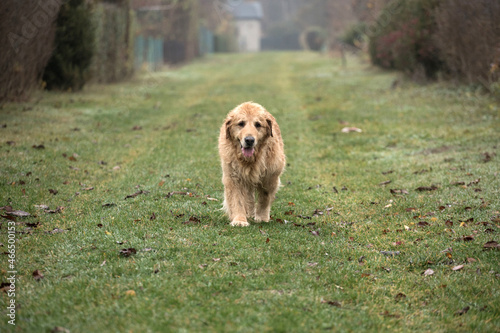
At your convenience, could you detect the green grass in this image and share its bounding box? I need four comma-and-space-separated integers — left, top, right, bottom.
1, 52, 499, 332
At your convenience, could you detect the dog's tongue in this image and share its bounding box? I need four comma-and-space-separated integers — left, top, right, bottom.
242, 147, 254, 157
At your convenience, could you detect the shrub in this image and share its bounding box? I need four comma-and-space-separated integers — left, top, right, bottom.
43, 0, 94, 91
90, 1, 134, 83
300, 27, 327, 51
339, 22, 367, 49
368, 0, 442, 79
0, 0, 60, 102
434, 0, 500, 87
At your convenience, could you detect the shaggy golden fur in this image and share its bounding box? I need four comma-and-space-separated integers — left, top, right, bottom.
218, 102, 286, 227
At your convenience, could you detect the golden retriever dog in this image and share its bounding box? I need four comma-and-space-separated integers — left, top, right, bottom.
218, 102, 286, 227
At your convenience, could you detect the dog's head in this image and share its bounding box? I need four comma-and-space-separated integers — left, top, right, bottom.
225, 102, 273, 159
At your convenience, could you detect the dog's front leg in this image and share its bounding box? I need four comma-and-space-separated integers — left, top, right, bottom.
223, 176, 250, 227
255, 175, 280, 222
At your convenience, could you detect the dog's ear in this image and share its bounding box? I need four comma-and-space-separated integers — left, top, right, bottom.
225, 120, 232, 140
266, 119, 273, 137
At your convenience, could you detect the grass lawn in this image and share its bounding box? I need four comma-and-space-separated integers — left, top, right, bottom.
1, 52, 499, 332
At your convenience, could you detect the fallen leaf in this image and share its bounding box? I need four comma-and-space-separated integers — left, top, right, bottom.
125, 190, 150, 199
0, 282, 13, 293
100, 260, 106, 267
310, 230, 320, 237
158, 180, 165, 187
452, 265, 464, 271
415, 185, 438, 191
213, 258, 221, 262
45, 228, 69, 234
482, 152, 494, 163
467, 257, 477, 263
25, 221, 41, 228
183, 216, 201, 224
307, 262, 318, 267
266, 237, 270, 243
6, 210, 30, 217
380, 251, 400, 256
119, 248, 137, 257
417, 221, 430, 227
341, 127, 362, 133
461, 235, 475, 242
390, 189, 408, 195
483, 240, 500, 249
321, 300, 342, 307
33, 269, 44, 281
394, 292, 406, 302
423, 269, 435, 276
312, 209, 323, 217
166, 191, 189, 198
380, 310, 401, 318
378, 180, 392, 186
124, 290, 136, 296
467, 179, 480, 187
455, 306, 470, 316
45, 206, 64, 214
32, 144, 45, 149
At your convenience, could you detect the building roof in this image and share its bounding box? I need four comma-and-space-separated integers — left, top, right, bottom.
232, 2, 263, 20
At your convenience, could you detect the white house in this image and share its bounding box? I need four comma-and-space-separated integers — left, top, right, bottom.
232, 2, 263, 52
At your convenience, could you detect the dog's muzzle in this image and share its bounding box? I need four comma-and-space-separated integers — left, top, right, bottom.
241, 136, 255, 157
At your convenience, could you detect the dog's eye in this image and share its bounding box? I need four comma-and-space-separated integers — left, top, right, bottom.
237, 121, 245, 127
255, 122, 262, 128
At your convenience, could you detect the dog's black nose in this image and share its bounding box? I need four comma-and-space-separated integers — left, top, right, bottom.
244, 136, 255, 147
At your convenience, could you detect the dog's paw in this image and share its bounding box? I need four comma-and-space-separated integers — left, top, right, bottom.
230, 220, 250, 227
255, 214, 270, 223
